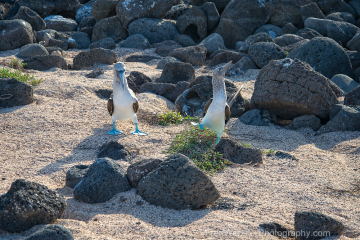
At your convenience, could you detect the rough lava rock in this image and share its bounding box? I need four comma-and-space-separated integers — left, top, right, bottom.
97, 141, 132, 161
344, 85, 360, 105
66, 165, 89, 188
239, 109, 277, 126
0, 78, 33, 108
168, 45, 207, 66
248, 42, 287, 68
292, 115, 321, 131
18, 0, 81, 18
0, 179, 66, 233
11, 6, 45, 31
91, 0, 118, 21
23, 55, 67, 71
0, 19, 33, 51
140, 81, 189, 102
136, 153, 220, 210
73, 48, 117, 70
92, 16, 128, 42
251, 58, 339, 120
44, 15, 78, 32
331, 74, 359, 93
127, 158, 163, 188
25, 224, 74, 240
126, 71, 152, 93
254, 24, 283, 39
156, 62, 195, 84
17, 43, 49, 58
176, 6, 207, 43
73, 158, 132, 204
120, 34, 150, 49
199, 33, 225, 55
89, 37, 116, 49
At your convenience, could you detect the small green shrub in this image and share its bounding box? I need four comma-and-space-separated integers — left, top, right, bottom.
167, 126, 231, 173
268, 149, 275, 154
158, 111, 198, 126
242, 142, 252, 147
0, 67, 42, 86
10, 58, 27, 69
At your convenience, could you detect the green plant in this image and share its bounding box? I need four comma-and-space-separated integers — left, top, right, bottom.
10, 58, 27, 69
158, 111, 198, 126
0, 67, 42, 86
167, 126, 231, 173
286, 51, 289, 55
242, 142, 252, 147
268, 149, 275, 154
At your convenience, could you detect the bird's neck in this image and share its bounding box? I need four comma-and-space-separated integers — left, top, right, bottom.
213, 76, 226, 100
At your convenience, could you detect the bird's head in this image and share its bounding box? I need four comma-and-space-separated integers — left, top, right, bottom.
212, 61, 232, 93
114, 62, 126, 87
212, 61, 232, 78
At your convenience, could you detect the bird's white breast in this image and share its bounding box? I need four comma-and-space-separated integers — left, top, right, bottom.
112, 87, 136, 121
201, 96, 226, 134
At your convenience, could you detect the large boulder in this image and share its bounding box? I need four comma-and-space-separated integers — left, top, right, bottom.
126, 71, 152, 94
292, 115, 321, 131
199, 2, 220, 31
65, 165, 89, 188
44, 15, 78, 32
17, 43, 49, 58
176, 6, 207, 43
191, 0, 231, 12
70, 32, 91, 49
97, 141, 132, 161
264, 0, 312, 27
75, 0, 96, 23
300, 2, 325, 22
18, 0, 81, 18
136, 153, 220, 210
254, 24, 283, 39
91, 0, 118, 21
210, 50, 246, 67
0, 179, 66, 233
251, 58, 339, 119
248, 42, 287, 68
92, 16, 128, 42
199, 33, 225, 55
316, 0, 356, 17
215, 0, 270, 49
73, 158, 132, 203
0, 19, 33, 51
156, 62, 195, 84
0, 78, 33, 108
140, 81, 189, 102
344, 85, 360, 105
346, 31, 360, 51
23, 55, 67, 71
331, 74, 359, 93
11, 6, 45, 31
296, 27, 323, 39
226, 55, 258, 76
120, 34, 150, 49
128, 18, 179, 44
288, 37, 353, 79
127, 158, 163, 188
164, 4, 192, 20
73, 48, 117, 70
327, 20, 359, 45
116, 0, 181, 29
326, 12, 356, 24
245, 32, 274, 46
25, 224, 74, 240
168, 45, 207, 66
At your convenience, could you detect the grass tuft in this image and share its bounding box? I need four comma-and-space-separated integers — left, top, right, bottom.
158, 111, 198, 126
166, 126, 231, 174
0, 67, 42, 86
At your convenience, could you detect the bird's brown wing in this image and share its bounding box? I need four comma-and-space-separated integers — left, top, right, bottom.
107, 98, 114, 116
203, 98, 213, 117
225, 104, 230, 125
133, 99, 139, 113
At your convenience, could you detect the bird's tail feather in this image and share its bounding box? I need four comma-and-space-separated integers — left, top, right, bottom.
227, 85, 244, 108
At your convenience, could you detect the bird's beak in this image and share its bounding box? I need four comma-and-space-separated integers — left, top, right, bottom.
117, 71, 125, 86
220, 61, 232, 75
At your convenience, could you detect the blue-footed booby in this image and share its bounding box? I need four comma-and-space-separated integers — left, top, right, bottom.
192, 61, 243, 143
107, 62, 147, 136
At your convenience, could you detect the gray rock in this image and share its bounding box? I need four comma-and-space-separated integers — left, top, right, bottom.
283, 23, 298, 34
121, 34, 150, 49
346, 31, 360, 51
156, 56, 180, 69
17, 43, 49, 58
214, 138, 263, 164
331, 74, 359, 93
0, 77, 33, 108
349, 0, 360, 18
164, 4, 192, 20
296, 27, 323, 39
85, 68, 105, 78
274, 34, 305, 48
136, 153, 220, 210
73, 48, 117, 70
152, 40, 182, 57
254, 24, 283, 39
156, 62, 195, 84
199, 33, 225, 55
210, 50, 246, 67
73, 158, 132, 203
226, 56, 258, 76
70, 32, 91, 49
25, 224, 74, 240
66, 165, 89, 188
327, 20, 359, 46
116, 0, 181, 29
288, 37, 353, 79
75, 0, 96, 23
126, 71, 152, 94
97, 141, 132, 161
304, 17, 332, 36
215, 0, 270, 49
89, 37, 116, 49
199, 2, 219, 31
124, 54, 162, 63
176, 6, 207, 43
46, 47, 63, 55
92, 16, 128, 42
23, 55, 67, 71
0, 179, 66, 232
236, 41, 249, 53
344, 85, 360, 105
91, 0, 118, 21
317, 105, 360, 134
47, 39, 68, 50
292, 115, 321, 131
300, 2, 325, 22
18, 0, 80, 18
251, 58, 339, 119
140, 81, 189, 102
78, 16, 96, 37
168, 45, 206, 66
127, 158, 163, 188
316, 0, 356, 18
326, 12, 356, 24
174, 34, 196, 47
248, 42, 287, 68
128, 18, 179, 44
0, 19, 33, 51
294, 211, 345, 240
245, 32, 274, 46
44, 15, 77, 32
259, 222, 292, 239
238, 109, 277, 126
191, 0, 231, 12
265, 0, 312, 27
11, 6, 45, 31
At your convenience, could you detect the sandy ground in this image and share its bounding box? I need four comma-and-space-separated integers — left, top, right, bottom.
0, 47, 359, 240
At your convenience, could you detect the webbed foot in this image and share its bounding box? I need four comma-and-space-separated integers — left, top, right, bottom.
107, 129, 123, 135
216, 137, 220, 144
132, 123, 148, 136
191, 122, 205, 130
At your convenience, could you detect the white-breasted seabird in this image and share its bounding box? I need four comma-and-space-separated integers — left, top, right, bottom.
107, 62, 147, 136
192, 61, 243, 143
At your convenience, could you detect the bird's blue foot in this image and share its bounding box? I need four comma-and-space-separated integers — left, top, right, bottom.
191, 122, 205, 130
216, 137, 220, 144
131, 123, 148, 136
199, 124, 205, 130
107, 122, 123, 135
